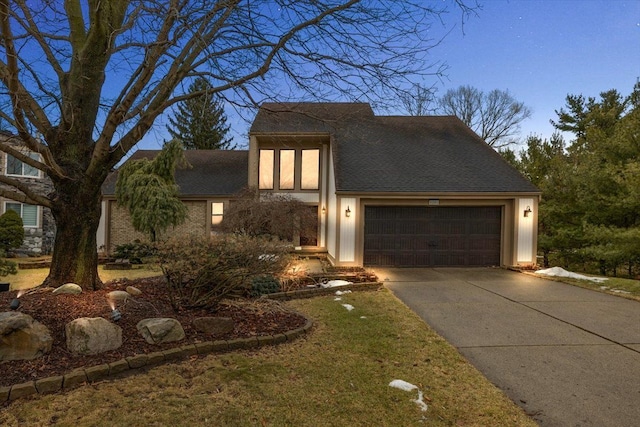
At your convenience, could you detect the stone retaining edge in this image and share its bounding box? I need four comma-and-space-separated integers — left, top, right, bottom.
1, 282, 382, 403
0, 317, 314, 404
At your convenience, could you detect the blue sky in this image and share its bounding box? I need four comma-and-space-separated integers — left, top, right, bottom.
139, 0, 640, 151
427, 0, 640, 145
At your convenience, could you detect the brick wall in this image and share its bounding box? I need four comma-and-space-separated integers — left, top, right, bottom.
108, 200, 208, 252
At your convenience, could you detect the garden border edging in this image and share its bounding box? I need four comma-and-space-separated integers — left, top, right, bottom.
1, 281, 382, 404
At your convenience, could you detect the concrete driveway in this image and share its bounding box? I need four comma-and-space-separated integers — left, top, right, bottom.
374, 267, 640, 427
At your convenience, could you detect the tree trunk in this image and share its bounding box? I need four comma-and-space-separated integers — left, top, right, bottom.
43, 179, 104, 290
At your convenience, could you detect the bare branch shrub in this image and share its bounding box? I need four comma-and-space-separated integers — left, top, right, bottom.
221, 187, 317, 242
157, 234, 291, 311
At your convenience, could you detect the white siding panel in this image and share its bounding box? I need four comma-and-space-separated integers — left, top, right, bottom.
339, 197, 356, 262
327, 147, 337, 258
517, 198, 535, 263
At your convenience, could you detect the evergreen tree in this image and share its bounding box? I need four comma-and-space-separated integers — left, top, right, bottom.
167, 78, 234, 150
0, 209, 24, 252
115, 140, 189, 242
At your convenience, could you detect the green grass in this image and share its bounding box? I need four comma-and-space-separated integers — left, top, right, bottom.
6, 264, 162, 291
0, 289, 535, 427
533, 272, 640, 302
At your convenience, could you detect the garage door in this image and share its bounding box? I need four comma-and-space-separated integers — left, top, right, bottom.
364, 206, 501, 267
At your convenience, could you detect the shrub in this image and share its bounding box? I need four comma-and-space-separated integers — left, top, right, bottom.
250, 275, 281, 297
157, 234, 291, 311
0, 209, 24, 252
0, 249, 17, 276
113, 240, 156, 264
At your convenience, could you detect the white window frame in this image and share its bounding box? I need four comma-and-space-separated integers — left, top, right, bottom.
4, 202, 40, 228
5, 152, 41, 178
211, 202, 224, 226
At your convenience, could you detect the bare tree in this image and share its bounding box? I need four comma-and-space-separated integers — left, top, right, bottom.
0, 1, 475, 289
438, 85, 532, 147
400, 83, 438, 116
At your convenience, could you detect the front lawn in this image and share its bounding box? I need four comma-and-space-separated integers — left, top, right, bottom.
5, 263, 162, 291
0, 289, 534, 426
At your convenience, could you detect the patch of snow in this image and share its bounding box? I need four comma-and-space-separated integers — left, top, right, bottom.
611, 289, 631, 294
321, 280, 353, 288
600, 286, 609, 290
335, 290, 352, 295
334, 297, 342, 301
389, 379, 418, 392
342, 304, 355, 311
360, 316, 367, 319
389, 380, 428, 412
535, 267, 609, 283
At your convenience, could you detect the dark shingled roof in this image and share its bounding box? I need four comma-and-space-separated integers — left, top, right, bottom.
251, 103, 539, 194
102, 150, 248, 196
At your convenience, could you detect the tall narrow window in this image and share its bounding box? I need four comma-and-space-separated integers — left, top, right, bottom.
211, 202, 224, 225
259, 149, 274, 189
301, 149, 320, 190
6, 202, 38, 227
279, 149, 295, 190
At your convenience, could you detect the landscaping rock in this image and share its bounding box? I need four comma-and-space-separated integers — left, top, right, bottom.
0, 312, 53, 361
192, 317, 235, 335
65, 317, 123, 355
106, 290, 130, 302
52, 283, 82, 295
126, 286, 142, 296
137, 318, 185, 344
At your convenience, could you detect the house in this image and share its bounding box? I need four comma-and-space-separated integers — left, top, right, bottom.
101, 102, 540, 267
0, 132, 56, 254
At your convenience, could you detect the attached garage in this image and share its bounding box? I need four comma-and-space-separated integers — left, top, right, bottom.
363, 206, 502, 267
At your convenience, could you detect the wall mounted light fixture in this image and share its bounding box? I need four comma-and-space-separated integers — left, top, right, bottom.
345, 206, 351, 218
524, 206, 532, 218
321, 206, 326, 215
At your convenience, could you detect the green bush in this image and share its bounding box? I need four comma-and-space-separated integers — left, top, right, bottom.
0, 209, 24, 252
0, 249, 17, 276
113, 240, 156, 264
250, 275, 281, 297
157, 234, 291, 311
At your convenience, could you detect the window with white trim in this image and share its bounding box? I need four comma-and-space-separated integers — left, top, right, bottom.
259, 149, 274, 190
5, 202, 39, 227
259, 147, 320, 191
6, 152, 40, 178
211, 202, 224, 226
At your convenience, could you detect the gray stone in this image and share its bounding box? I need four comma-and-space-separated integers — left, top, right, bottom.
126, 286, 142, 296
65, 317, 122, 355
0, 312, 53, 361
136, 318, 185, 344
52, 283, 82, 295
192, 317, 235, 335
106, 290, 130, 302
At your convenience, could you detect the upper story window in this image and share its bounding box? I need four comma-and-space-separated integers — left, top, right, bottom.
259, 149, 274, 190
5, 202, 39, 228
279, 150, 295, 190
259, 147, 320, 191
301, 149, 320, 190
6, 152, 40, 178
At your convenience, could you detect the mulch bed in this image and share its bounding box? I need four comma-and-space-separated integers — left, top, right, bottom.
0, 276, 307, 388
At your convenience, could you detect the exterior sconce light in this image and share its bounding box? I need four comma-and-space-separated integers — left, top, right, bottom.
345, 206, 351, 218
321, 206, 326, 215
524, 206, 532, 218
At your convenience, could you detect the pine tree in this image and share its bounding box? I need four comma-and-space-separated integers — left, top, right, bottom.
167, 78, 234, 150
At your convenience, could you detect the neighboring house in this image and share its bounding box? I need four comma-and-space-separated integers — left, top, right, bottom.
0, 131, 56, 254
101, 102, 541, 268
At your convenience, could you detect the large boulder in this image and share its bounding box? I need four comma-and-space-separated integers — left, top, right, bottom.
0, 312, 53, 361
137, 318, 185, 344
66, 317, 123, 355
106, 290, 130, 302
52, 283, 82, 295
